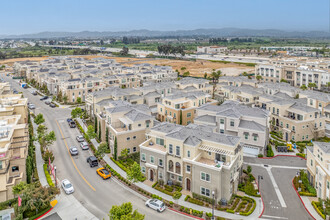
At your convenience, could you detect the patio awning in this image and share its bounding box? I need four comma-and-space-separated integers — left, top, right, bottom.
199, 144, 233, 155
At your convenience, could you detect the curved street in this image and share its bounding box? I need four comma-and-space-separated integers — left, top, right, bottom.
3, 73, 191, 220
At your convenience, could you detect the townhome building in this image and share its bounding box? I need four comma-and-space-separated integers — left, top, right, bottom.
85, 87, 142, 118
294, 66, 328, 90
257, 82, 300, 98
216, 85, 263, 106
97, 101, 154, 156
306, 142, 330, 200
140, 122, 242, 202
175, 77, 213, 94
257, 94, 325, 142
217, 76, 258, 88
195, 101, 269, 156
157, 92, 217, 125
58, 76, 106, 103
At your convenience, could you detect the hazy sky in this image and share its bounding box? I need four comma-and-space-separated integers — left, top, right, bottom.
1, 0, 328, 35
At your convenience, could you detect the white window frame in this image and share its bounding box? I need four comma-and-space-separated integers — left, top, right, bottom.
186, 165, 191, 173
159, 159, 163, 167
141, 153, 146, 161
150, 156, 154, 164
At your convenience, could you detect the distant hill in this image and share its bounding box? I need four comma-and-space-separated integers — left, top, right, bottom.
1, 28, 330, 39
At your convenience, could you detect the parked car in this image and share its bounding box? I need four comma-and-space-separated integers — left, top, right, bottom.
69, 121, 76, 128
76, 135, 84, 142
45, 100, 51, 105
69, 147, 78, 156
28, 104, 35, 110
145, 199, 166, 212
40, 96, 48, 101
67, 118, 72, 123
87, 156, 98, 167
61, 179, 74, 194
13, 90, 18, 94
32, 91, 37, 96
80, 142, 89, 150
50, 103, 56, 108
96, 167, 111, 180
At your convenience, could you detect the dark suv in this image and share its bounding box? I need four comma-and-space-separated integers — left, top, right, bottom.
69, 121, 76, 128
87, 156, 98, 167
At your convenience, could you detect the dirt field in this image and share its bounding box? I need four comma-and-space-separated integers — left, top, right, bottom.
1, 55, 254, 77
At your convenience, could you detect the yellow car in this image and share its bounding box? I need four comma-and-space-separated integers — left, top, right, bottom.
96, 167, 111, 180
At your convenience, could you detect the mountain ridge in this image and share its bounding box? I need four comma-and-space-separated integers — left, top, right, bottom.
1, 28, 329, 39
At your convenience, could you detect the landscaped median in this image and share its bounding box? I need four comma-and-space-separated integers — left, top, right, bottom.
43, 164, 55, 187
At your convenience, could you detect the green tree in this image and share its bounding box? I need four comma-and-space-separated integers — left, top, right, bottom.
106, 127, 109, 147
114, 137, 118, 160
39, 131, 56, 150
211, 70, 221, 83
300, 84, 308, 90
182, 71, 190, 77
63, 95, 68, 104
12, 182, 28, 196
247, 165, 252, 174
76, 97, 82, 104
327, 82, 330, 90
256, 75, 263, 81
308, 83, 317, 89
120, 148, 129, 160
42, 149, 54, 163
127, 162, 144, 183
280, 78, 288, 83
71, 107, 83, 119
109, 202, 144, 220
57, 90, 63, 102
99, 121, 101, 140
34, 113, 45, 125
97, 142, 109, 157
179, 110, 182, 125
204, 73, 207, 79
37, 124, 47, 138
94, 117, 98, 133
87, 125, 96, 139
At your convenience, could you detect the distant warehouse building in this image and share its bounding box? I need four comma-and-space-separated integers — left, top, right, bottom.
197, 46, 227, 54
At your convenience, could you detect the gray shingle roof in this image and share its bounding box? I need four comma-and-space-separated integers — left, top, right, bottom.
238, 120, 266, 132
194, 115, 216, 124
314, 142, 330, 154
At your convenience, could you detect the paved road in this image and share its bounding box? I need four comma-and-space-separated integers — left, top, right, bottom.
244, 156, 313, 220
3, 74, 190, 220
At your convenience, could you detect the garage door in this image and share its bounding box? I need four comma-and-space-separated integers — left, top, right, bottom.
243, 145, 259, 157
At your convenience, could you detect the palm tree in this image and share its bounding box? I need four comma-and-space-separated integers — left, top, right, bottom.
211, 70, 222, 83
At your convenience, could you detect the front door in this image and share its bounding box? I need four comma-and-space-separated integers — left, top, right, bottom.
150, 170, 154, 181
186, 178, 191, 191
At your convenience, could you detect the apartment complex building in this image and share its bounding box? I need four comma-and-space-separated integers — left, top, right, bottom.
195, 101, 269, 156
306, 142, 330, 200
157, 91, 217, 125
0, 87, 28, 202
255, 58, 330, 89
140, 122, 242, 202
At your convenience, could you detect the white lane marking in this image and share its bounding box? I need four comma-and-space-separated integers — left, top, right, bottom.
266, 167, 287, 208
244, 162, 306, 170
262, 215, 288, 219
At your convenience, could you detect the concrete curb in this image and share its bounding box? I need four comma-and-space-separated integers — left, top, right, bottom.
291, 178, 316, 220
259, 155, 306, 160
35, 207, 53, 220
168, 208, 204, 220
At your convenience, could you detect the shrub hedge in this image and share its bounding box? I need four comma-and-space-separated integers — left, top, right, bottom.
312, 201, 326, 219
43, 164, 54, 187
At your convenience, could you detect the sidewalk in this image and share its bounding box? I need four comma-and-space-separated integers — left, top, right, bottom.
26, 84, 71, 109
42, 192, 98, 220
33, 121, 48, 187
103, 155, 262, 220
301, 196, 322, 220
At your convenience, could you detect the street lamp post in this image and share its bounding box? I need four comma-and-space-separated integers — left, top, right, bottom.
211, 191, 215, 220
54, 166, 57, 187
